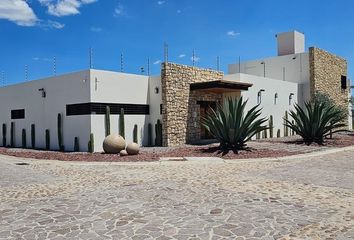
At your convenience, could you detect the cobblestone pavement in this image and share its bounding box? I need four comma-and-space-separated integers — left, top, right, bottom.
0, 150, 353, 240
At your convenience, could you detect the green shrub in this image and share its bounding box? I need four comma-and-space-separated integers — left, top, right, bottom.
105, 106, 111, 137
74, 137, 80, 152
57, 113, 64, 151
285, 100, 346, 144
133, 124, 138, 143
269, 115, 273, 138
148, 123, 152, 146
201, 97, 267, 151
45, 129, 50, 150
119, 108, 125, 138
31, 124, 35, 149
2, 123, 6, 147
22, 129, 26, 148
88, 133, 94, 153
10, 122, 14, 147
155, 120, 162, 146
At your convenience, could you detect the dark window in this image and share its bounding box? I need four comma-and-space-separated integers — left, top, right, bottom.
11, 109, 25, 119
66, 103, 149, 116
341, 75, 347, 89
160, 104, 163, 115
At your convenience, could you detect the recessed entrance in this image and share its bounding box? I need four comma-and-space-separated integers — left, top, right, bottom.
198, 101, 217, 139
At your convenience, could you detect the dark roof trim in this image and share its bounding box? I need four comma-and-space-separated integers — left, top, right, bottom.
190, 80, 252, 91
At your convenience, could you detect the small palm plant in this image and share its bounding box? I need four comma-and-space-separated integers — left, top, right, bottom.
201, 97, 268, 152
285, 100, 346, 144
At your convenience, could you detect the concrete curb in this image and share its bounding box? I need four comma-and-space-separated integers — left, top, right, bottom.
223, 145, 354, 164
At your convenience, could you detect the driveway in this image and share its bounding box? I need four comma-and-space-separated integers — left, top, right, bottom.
0, 150, 353, 239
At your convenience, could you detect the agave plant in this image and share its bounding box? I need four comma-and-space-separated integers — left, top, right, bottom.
285, 100, 346, 144
201, 97, 268, 151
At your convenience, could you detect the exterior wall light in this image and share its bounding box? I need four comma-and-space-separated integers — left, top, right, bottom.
289, 93, 294, 105
274, 93, 278, 104
260, 61, 266, 77
38, 88, 46, 98
155, 87, 159, 94
257, 89, 265, 104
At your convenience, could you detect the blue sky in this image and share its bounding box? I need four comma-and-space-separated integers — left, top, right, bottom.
0, 0, 354, 86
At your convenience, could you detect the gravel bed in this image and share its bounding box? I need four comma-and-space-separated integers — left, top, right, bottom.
0, 133, 353, 162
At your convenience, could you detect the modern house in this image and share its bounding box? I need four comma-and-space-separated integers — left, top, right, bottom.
0, 31, 351, 152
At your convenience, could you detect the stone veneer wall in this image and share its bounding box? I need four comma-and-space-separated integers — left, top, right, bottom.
161, 63, 223, 147
309, 47, 349, 112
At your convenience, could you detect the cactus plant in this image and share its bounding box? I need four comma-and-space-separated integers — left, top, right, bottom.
57, 113, 65, 151
155, 119, 162, 146
88, 133, 94, 153
147, 123, 152, 146
119, 108, 125, 138
269, 115, 274, 138
31, 124, 35, 149
291, 120, 295, 135
256, 132, 260, 140
133, 124, 138, 143
284, 111, 289, 137
2, 123, 6, 147
10, 122, 14, 147
277, 129, 281, 138
45, 129, 50, 150
74, 137, 80, 152
263, 129, 267, 139
22, 129, 26, 148
105, 106, 111, 137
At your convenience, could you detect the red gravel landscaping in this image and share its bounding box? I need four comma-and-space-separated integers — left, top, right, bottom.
0, 145, 303, 162
0, 133, 353, 162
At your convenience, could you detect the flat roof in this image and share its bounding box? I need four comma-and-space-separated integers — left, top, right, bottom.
190, 80, 252, 92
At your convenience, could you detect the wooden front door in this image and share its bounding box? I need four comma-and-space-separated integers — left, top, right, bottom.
199, 101, 217, 139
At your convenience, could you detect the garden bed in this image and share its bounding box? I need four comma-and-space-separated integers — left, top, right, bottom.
0, 133, 353, 162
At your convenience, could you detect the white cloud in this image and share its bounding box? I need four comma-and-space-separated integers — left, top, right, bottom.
114, 4, 124, 16
177, 9, 181, 14
157, 1, 165, 5
32, 57, 40, 61
39, 0, 97, 17
178, 54, 186, 58
90, 26, 102, 32
153, 60, 161, 65
227, 30, 240, 37
0, 0, 38, 26
191, 56, 200, 62
46, 20, 65, 29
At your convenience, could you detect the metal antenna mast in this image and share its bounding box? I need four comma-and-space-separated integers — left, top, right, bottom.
25, 65, 28, 81
147, 57, 150, 76
192, 49, 196, 66
164, 42, 169, 63
216, 56, 220, 71
120, 52, 124, 72
53, 56, 57, 76
89, 47, 93, 69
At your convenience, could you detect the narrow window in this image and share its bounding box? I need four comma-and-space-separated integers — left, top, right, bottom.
11, 109, 25, 119
274, 93, 278, 105
341, 75, 347, 89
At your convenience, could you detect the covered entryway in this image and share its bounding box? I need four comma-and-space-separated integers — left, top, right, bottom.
187, 80, 252, 144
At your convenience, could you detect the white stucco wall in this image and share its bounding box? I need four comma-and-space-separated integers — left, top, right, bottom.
148, 75, 162, 143
0, 70, 91, 151
224, 73, 299, 137
89, 70, 151, 151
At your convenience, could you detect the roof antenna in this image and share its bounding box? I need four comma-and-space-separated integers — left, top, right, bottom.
53, 56, 57, 76
89, 47, 93, 69
147, 57, 150, 76
192, 49, 196, 66
120, 52, 124, 72
140, 67, 145, 74
25, 65, 28, 82
164, 42, 169, 63
216, 56, 220, 71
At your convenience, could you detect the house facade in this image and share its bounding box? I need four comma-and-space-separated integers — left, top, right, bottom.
0, 31, 351, 151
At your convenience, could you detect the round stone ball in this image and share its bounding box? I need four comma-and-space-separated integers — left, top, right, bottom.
126, 142, 140, 155
103, 134, 126, 154
120, 149, 128, 156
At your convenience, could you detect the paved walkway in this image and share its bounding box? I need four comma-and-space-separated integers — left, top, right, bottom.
0, 150, 353, 240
